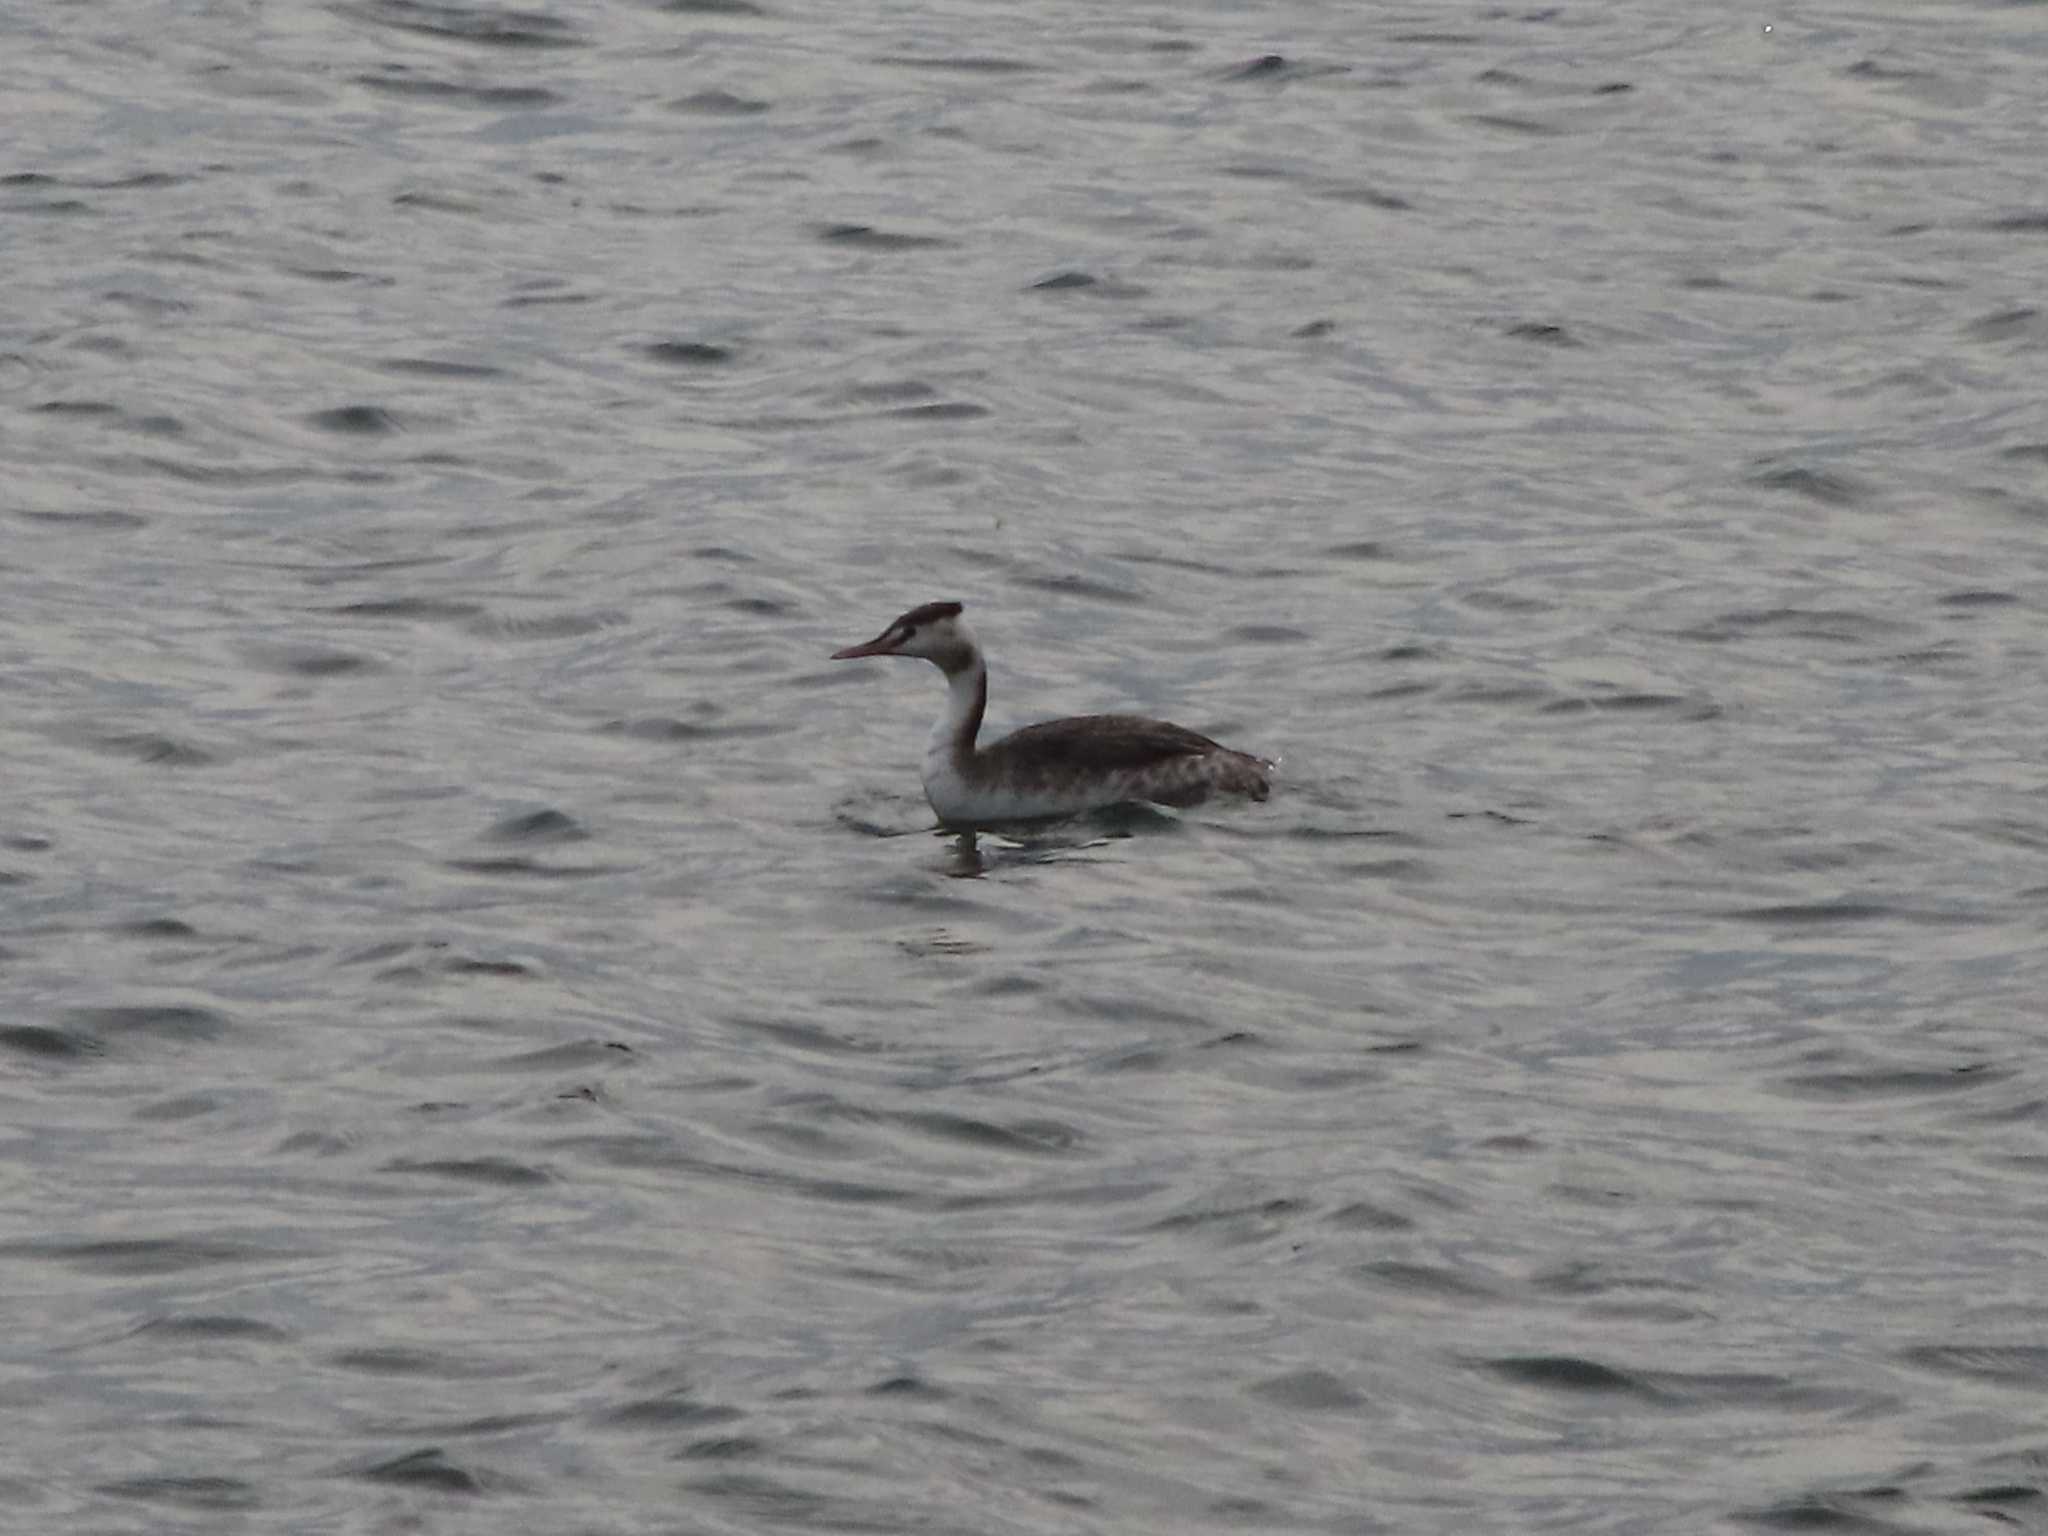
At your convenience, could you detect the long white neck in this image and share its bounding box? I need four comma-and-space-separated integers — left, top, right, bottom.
924, 655, 987, 776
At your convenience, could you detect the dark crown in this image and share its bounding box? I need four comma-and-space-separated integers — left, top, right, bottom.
894, 600, 964, 628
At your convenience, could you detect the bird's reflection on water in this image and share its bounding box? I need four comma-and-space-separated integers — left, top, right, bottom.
938, 805, 1182, 878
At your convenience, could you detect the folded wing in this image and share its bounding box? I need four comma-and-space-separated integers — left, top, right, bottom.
980, 714, 1269, 805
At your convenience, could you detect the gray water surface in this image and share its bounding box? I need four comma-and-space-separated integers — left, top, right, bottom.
7, 2, 2048, 1531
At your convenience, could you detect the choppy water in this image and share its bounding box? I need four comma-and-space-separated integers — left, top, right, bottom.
7, 2, 2048, 1531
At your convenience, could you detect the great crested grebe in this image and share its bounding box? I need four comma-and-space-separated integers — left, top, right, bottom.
831, 601, 1271, 826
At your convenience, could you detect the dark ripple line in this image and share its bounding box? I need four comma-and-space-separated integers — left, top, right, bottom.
1504, 321, 1581, 346
330, 1346, 523, 1379
601, 1395, 745, 1429
32, 398, 119, 417
383, 1157, 551, 1186
1734, 1493, 1908, 1531
70, 729, 219, 768
645, 340, 735, 366
1355, 1260, 1500, 1300
306, 404, 399, 435
603, 715, 787, 742
287, 266, 395, 286
1224, 54, 1291, 81
1727, 899, 1981, 926
1466, 113, 1563, 137
7, 170, 184, 190
7, 197, 96, 216
356, 1449, 487, 1494
344, 0, 584, 48
327, 597, 483, 622
871, 53, 1039, 73
351, 72, 560, 107
883, 400, 988, 421
818, 223, 953, 251
443, 856, 625, 879
1249, 1369, 1364, 1410
66, 1004, 231, 1041
3, 1236, 297, 1275
1782, 1064, 2006, 1099
670, 89, 769, 114
1901, 1344, 2048, 1383
97, 1476, 258, 1512
0, 1024, 101, 1060
892, 1111, 1082, 1155
1958, 1484, 2042, 1506
1319, 185, 1413, 210
1029, 269, 1149, 298
485, 808, 588, 844
377, 356, 505, 379
1482, 1354, 1660, 1397
133, 1314, 292, 1342
251, 644, 384, 677
96, 453, 392, 488
18, 508, 147, 531
1749, 464, 1869, 508
1675, 608, 1894, 645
